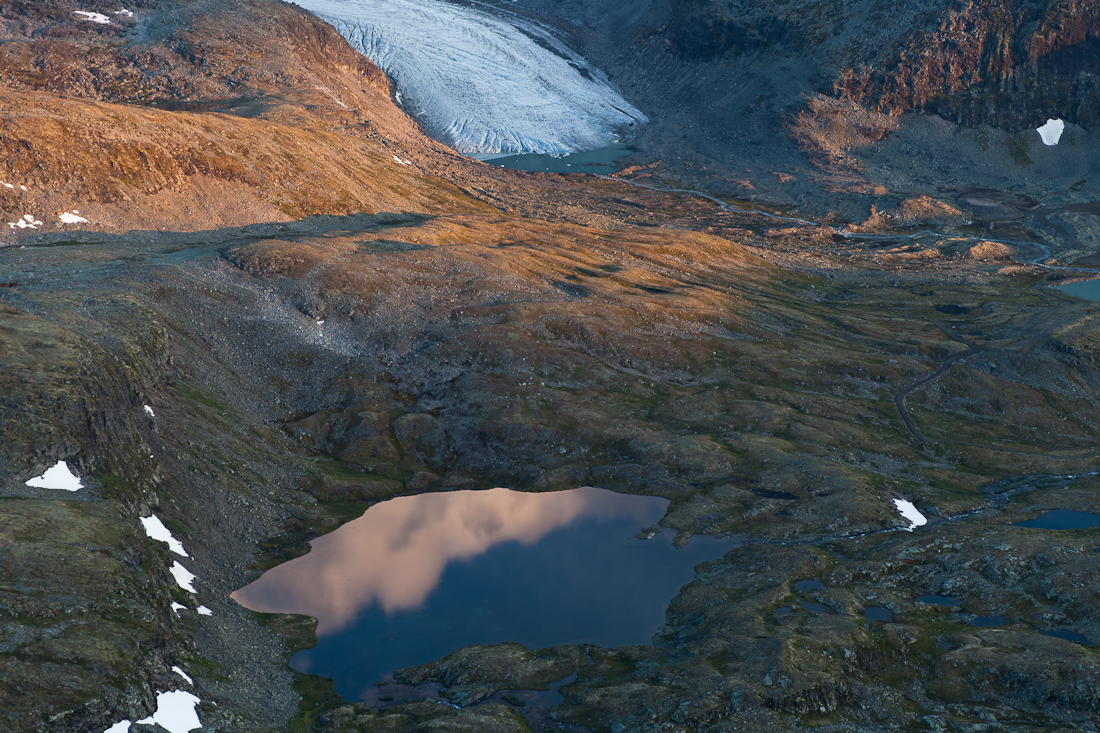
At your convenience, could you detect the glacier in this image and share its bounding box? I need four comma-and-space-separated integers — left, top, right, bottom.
295, 0, 647, 158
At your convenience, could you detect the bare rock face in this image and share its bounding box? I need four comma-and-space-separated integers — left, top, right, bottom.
646, 0, 1100, 130
512, 0, 1100, 210
837, 0, 1100, 130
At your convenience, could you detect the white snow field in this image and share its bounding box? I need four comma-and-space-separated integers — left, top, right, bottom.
296, 0, 647, 157
60, 211, 90, 224
135, 691, 203, 733
25, 460, 83, 490
1036, 118, 1065, 146
141, 515, 189, 557
170, 561, 197, 593
102, 690, 203, 733
892, 498, 928, 531
9, 214, 43, 229
73, 10, 111, 23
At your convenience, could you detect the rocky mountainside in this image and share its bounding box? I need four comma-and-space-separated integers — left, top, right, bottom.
3, 1, 1100, 733
0, 0, 643, 232
511, 0, 1100, 213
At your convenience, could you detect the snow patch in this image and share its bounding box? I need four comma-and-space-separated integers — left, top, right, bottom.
1036, 118, 1065, 146
141, 515, 189, 557
60, 211, 90, 224
74, 10, 111, 23
172, 666, 194, 685
298, 0, 647, 157
114, 8, 134, 16
197, 605, 213, 616
2, 182, 14, 189
136, 690, 202, 733
893, 498, 927, 531
144, 404, 156, 417
9, 214, 43, 229
170, 561, 197, 593
171, 602, 186, 615
391, 154, 411, 166
26, 460, 83, 491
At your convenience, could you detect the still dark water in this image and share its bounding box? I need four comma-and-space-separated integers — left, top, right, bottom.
1016, 509, 1100, 529
486, 144, 634, 175
232, 487, 737, 702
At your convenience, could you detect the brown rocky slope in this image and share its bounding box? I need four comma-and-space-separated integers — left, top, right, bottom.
2, 1, 1100, 732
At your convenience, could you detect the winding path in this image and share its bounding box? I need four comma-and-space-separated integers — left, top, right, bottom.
892, 322, 977, 444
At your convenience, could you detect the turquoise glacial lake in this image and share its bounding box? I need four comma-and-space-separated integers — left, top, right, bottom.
1057, 278, 1100, 301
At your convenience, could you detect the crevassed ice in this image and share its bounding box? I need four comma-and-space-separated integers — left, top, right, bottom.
1036, 119, 1065, 146
141, 515, 189, 557
297, 0, 647, 158
26, 460, 83, 491
892, 498, 928, 531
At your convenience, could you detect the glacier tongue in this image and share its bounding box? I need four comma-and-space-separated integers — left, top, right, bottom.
297, 0, 647, 157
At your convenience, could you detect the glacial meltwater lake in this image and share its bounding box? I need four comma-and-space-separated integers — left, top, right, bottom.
485, 144, 634, 175
232, 487, 737, 702
1057, 278, 1100, 301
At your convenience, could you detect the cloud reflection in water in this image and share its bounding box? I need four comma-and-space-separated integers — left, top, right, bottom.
232, 486, 656, 634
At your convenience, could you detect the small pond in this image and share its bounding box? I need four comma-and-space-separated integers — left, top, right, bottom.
1041, 629, 1093, 646
865, 607, 893, 624
232, 487, 737, 702
967, 615, 1007, 627
1015, 509, 1100, 530
484, 143, 634, 175
1056, 279, 1100, 301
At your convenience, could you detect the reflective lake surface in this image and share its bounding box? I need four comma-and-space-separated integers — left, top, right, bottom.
865, 607, 893, 624
232, 487, 738, 701
1057, 278, 1100, 301
1040, 629, 1093, 646
1015, 509, 1100, 529
485, 143, 634, 175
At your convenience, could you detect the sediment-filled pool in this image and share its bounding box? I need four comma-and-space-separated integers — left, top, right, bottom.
232, 486, 737, 701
